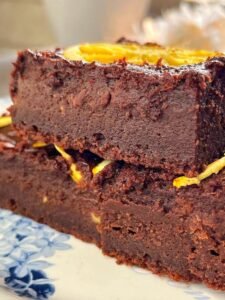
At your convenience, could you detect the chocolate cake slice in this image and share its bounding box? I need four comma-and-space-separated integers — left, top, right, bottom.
0, 123, 225, 290
10, 42, 225, 175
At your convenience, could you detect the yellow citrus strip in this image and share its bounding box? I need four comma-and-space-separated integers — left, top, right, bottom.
63, 43, 223, 67
54, 144, 82, 184
198, 155, 225, 181
0, 116, 12, 128
92, 160, 112, 175
173, 176, 200, 188
32, 141, 47, 148
173, 155, 225, 188
54, 144, 72, 162
70, 163, 83, 183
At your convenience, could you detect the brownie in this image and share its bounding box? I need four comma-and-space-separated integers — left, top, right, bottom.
0, 126, 225, 290
10, 42, 225, 175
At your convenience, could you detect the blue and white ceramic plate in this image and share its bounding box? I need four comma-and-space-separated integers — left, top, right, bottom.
0, 97, 225, 300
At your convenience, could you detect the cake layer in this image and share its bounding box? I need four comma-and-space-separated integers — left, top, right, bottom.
0, 127, 101, 245
10, 42, 225, 175
0, 125, 225, 290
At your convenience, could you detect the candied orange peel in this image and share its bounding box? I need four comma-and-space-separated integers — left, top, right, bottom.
63, 43, 223, 67
173, 155, 225, 188
54, 145, 82, 184
70, 163, 83, 184
55, 145, 71, 161
32, 141, 47, 148
92, 160, 112, 175
0, 116, 12, 128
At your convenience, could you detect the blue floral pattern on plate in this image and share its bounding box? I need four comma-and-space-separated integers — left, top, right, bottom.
0, 209, 71, 299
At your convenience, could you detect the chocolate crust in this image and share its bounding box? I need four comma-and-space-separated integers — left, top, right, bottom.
10, 48, 225, 175
0, 129, 225, 290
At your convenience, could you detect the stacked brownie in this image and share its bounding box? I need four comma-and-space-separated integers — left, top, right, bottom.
1, 41, 225, 290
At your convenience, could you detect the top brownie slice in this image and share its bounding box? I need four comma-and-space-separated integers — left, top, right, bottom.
10, 41, 225, 175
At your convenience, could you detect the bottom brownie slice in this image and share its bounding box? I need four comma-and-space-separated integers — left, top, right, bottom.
0, 125, 224, 290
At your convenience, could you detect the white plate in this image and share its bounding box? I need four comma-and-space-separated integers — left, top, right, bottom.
0, 97, 224, 300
